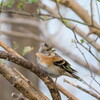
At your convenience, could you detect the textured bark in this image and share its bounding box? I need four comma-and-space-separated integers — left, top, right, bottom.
0, 51, 61, 100
0, 63, 44, 100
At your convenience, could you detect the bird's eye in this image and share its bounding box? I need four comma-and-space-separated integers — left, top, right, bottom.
47, 47, 52, 51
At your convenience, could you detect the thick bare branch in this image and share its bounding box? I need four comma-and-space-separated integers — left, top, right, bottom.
0, 40, 82, 100
0, 51, 61, 100
0, 63, 43, 100
13, 68, 49, 100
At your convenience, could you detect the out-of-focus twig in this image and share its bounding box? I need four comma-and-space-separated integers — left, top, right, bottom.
64, 79, 100, 100
0, 30, 44, 42
53, 0, 100, 36
39, 3, 100, 51
1, 5, 100, 50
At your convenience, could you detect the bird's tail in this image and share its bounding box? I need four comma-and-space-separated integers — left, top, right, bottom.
64, 72, 84, 82
71, 73, 83, 82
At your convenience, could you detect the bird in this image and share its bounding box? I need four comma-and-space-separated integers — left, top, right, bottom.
36, 43, 83, 82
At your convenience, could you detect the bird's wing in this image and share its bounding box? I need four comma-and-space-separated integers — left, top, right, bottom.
53, 55, 77, 74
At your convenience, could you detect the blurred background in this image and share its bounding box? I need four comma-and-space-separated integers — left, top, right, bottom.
0, 0, 100, 100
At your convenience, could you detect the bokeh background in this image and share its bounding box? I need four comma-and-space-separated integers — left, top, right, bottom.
0, 0, 100, 100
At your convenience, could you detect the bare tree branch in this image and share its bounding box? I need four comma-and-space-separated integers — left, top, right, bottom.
53, 0, 100, 36
0, 5, 100, 51
0, 30, 43, 41
40, 3, 100, 51
64, 79, 100, 100
0, 50, 61, 100
0, 63, 43, 100
56, 83, 79, 100
0, 40, 49, 100
0, 18, 39, 27
13, 68, 49, 100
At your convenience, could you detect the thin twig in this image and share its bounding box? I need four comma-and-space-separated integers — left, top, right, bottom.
90, 0, 94, 26
73, 31, 100, 94
64, 79, 100, 99
53, 0, 100, 36
54, 2, 100, 63
40, 3, 100, 51
95, 0, 100, 24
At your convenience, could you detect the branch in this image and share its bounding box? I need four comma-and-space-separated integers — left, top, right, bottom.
0, 30, 44, 42
65, 22, 100, 51
13, 68, 49, 100
0, 40, 80, 99
0, 10, 32, 17
51, 2, 100, 63
0, 63, 43, 100
12, 93, 28, 100
0, 40, 49, 100
0, 51, 61, 100
1, 7, 100, 31
40, 3, 100, 51
56, 83, 79, 100
64, 79, 100, 100
53, 0, 100, 36
0, 18, 39, 27
0, 8, 100, 51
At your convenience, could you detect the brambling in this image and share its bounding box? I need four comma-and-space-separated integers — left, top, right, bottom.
36, 43, 82, 81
